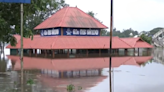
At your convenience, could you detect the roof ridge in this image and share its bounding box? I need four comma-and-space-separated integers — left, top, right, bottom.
118, 37, 133, 48
34, 7, 67, 30
51, 37, 58, 49
59, 7, 69, 27
34, 7, 108, 29
75, 7, 108, 28
133, 37, 141, 47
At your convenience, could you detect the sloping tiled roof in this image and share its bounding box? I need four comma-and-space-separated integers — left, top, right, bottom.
34, 7, 108, 29
7, 36, 132, 49
9, 35, 153, 49
121, 38, 139, 47
7, 55, 152, 71
121, 37, 153, 48
13, 35, 41, 42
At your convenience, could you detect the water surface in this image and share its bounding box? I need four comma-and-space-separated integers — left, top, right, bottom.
0, 48, 164, 92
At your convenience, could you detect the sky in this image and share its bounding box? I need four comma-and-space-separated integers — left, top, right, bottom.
65, 0, 164, 32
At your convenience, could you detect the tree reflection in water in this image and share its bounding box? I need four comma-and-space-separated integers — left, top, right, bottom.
140, 59, 153, 67
0, 59, 7, 72
0, 69, 54, 92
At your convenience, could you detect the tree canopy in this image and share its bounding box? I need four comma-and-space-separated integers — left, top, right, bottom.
0, 0, 68, 55
140, 34, 152, 44
0, 0, 68, 37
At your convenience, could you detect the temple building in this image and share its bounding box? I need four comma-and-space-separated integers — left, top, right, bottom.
6, 7, 153, 58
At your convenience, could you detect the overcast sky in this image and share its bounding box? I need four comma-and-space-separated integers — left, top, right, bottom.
65, 0, 164, 32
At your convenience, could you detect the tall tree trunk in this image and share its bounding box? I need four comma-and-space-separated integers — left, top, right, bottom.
2, 42, 5, 60
0, 42, 2, 60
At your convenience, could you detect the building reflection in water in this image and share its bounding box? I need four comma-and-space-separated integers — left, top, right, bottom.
5, 55, 152, 92
41, 68, 101, 78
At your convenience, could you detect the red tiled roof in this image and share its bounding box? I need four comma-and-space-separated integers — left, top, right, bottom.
121, 37, 153, 48
13, 35, 21, 43
34, 7, 107, 30
121, 38, 139, 47
33, 35, 41, 37
6, 36, 132, 49
135, 41, 153, 48
13, 35, 41, 42
7, 55, 152, 71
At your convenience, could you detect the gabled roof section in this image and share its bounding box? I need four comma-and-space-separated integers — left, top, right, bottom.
121, 37, 153, 48
34, 7, 108, 30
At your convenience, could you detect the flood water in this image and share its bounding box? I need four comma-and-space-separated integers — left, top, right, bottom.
0, 48, 164, 92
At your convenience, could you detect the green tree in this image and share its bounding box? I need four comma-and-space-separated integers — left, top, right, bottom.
25, 1, 69, 35
140, 34, 152, 44
120, 28, 139, 38
112, 28, 121, 37
0, 0, 68, 54
0, 0, 68, 37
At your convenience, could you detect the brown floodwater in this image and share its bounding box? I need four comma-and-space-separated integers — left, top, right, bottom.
0, 48, 164, 92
